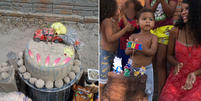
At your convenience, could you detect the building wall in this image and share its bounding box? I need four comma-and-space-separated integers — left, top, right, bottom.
0, 0, 98, 16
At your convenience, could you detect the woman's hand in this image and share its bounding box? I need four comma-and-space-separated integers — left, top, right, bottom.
174, 63, 183, 76
182, 72, 196, 90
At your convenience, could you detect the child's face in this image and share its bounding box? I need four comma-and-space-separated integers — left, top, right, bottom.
125, 3, 136, 20
137, 12, 155, 31
181, 3, 189, 23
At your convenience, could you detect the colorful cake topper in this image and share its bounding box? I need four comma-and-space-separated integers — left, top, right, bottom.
124, 66, 131, 72
128, 59, 132, 65
36, 53, 41, 66
63, 48, 74, 57
51, 22, 67, 35
134, 71, 140, 76
127, 41, 142, 50
112, 57, 123, 74
124, 69, 130, 77
45, 56, 50, 67
123, 59, 133, 77
139, 66, 146, 75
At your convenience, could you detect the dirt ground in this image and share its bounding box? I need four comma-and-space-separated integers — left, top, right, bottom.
0, 17, 98, 72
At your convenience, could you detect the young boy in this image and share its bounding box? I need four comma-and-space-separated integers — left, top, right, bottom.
125, 8, 158, 101
99, 0, 134, 100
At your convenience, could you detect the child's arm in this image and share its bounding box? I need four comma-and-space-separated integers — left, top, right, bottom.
160, 0, 178, 18
139, 35, 158, 56
104, 18, 133, 43
114, 11, 120, 31
145, 0, 160, 12
120, 5, 129, 26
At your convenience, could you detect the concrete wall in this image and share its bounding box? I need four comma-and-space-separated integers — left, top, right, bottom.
0, 0, 98, 23
0, 0, 98, 16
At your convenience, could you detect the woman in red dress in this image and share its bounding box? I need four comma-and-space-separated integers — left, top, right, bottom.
159, 0, 201, 100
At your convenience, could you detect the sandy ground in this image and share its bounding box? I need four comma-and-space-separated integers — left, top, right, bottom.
0, 22, 98, 72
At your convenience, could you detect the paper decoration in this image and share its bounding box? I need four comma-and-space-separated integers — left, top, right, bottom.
127, 41, 142, 50
74, 39, 81, 45
28, 50, 34, 60
61, 57, 71, 65
45, 56, 50, 67
52, 57, 61, 66
139, 66, 146, 75
51, 22, 67, 35
36, 53, 41, 66
63, 48, 74, 57
112, 57, 123, 74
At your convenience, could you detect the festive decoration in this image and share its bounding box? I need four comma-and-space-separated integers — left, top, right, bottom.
36, 53, 41, 66
123, 59, 133, 77
139, 66, 146, 75
63, 48, 74, 57
59, 26, 84, 52
28, 50, 34, 60
124, 66, 131, 72
127, 41, 142, 50
52, 57, 61, 66
59, 27, 77, 45
45, 56, 50, 67
61, 57, 71, 65
112, 57, 123, 74
134, 71, 140, 76
87, 93, 92, 98
124, 69, 130, 76
51, 22, 67, 35
74, 39, 81, 45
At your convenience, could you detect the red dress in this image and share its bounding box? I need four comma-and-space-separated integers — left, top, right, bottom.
159, 31, 201, 101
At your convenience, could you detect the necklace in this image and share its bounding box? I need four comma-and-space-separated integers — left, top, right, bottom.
184, 28, 194, 57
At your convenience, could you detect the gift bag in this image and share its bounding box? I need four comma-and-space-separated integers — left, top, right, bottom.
72, 84, 94, 101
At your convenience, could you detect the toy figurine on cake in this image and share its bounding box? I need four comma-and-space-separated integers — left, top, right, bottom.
112, 57, 123, 74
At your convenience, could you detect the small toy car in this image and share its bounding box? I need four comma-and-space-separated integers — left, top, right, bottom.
34, 28, 63, 43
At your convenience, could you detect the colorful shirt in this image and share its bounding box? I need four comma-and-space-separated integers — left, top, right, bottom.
150, 0, 178, 29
